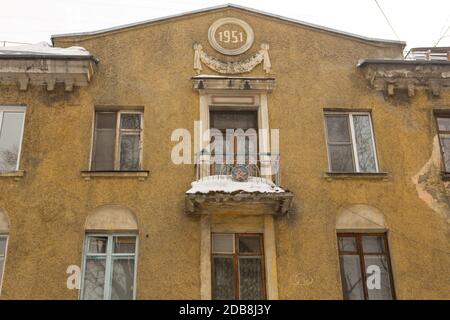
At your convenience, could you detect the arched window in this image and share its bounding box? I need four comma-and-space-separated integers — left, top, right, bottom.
0, 208, 10, 295
336, 205, 395, 300
81, 205, 138, 300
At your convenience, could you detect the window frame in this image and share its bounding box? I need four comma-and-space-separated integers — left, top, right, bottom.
434, 113, 450, 173
80, 233, 139, 300
324, 111, 379, 173
90, 110, 144, 171
0, 234, 8, 295
211, 233, 266, 300
337, 232, 396, 300
0, 106, 26, 172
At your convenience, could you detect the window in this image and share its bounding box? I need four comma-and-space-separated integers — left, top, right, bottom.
324, 112, 378, 173
91, 111, 143, 171
435, 115, 450, 171
211, 233, 265, 300
337, 233, 395, 300
0, 235, 8, 294
0, 106, 26, 171
209, 110, 258, 175
81, 234, 138, 300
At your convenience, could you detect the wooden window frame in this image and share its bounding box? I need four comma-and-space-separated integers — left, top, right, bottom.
337, 233, 396, 300
0, 234, 8, 295
211, 233, 266, 300
90, 110, 144, 171
434, 113, 450, 173
80, 233, 139, 300
324, 111, 379, 173
0, 106, 26, 172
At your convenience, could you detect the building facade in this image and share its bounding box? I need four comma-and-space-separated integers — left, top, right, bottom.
0, 5, 449, 299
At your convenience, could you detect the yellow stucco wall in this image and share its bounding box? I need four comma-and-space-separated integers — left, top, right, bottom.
0, 7, 449, 299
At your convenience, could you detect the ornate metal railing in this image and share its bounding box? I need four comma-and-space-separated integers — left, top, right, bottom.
195, 151, 281, 186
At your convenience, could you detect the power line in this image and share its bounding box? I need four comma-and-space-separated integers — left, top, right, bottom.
373, 0, 401, 41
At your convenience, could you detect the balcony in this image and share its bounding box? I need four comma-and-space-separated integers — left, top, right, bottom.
185, 152, 294, 216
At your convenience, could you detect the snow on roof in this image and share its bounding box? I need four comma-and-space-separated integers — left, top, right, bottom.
186, 175, 285, 194
0, 41, 91, 56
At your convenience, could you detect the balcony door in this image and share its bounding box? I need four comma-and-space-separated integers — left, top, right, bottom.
209, 110, 258, 175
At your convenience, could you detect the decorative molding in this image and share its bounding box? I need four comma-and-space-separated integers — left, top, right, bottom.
192, 75, 275, 91
0, 58, 96, 92
358, 59, 450, 97
208, 17, 254, 56
193, 43, 271, 74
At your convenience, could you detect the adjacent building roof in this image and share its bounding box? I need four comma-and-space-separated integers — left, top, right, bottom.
51, 3, 406, 47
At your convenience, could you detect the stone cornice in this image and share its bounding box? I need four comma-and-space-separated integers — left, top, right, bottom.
192, 75, 276, 92
358, 59, 450, 97
0, 57, 96, 91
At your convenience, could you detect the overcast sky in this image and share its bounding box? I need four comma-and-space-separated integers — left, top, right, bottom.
1, 0, 449, 51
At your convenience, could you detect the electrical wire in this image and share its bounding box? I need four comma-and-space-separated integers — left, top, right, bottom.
373, 0, 401, 41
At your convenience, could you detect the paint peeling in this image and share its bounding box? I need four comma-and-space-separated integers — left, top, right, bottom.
412, 135, 450, 223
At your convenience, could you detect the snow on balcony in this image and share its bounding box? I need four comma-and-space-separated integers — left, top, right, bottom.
186, 175, 285, 194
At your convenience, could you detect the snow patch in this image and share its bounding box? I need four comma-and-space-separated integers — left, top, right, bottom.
0, 41, 90, 56
186, 175, 285, 194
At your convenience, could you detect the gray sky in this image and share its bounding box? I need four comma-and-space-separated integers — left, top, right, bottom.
1, 0, 449, 50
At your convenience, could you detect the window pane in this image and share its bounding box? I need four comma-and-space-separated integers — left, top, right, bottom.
0, 112, 24, 171
439, 134, 450, 171
113, 236, 136, 254
326, 115, 351, 143
119, 134, 140, 170
111, 258, 135, 300
437, 117, 450, 131
87, 236, 108, 254
362, 235, 385, 253
239, 257, 264, 300
210, 111, 257, 130
213, 256, 235, 300
338, 237, 357, 252
353, 115, 377, 172
238, 236, 261, 254
364, 255, 393, 300
92, 129, 116, 170
120, 114, 141, 129
96, 113, 116, 129
339, 255, 365, 300
329, 144, 355, 172
83, 258, 106, 300
212, 234, 234, 254
0, 257, 3, 285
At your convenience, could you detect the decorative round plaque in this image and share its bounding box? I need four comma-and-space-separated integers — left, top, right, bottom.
208, 17, 254, 56
231, 165, 250, 182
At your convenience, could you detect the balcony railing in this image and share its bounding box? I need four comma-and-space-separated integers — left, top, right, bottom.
195, 151, 281, 186
406, 47, 450, 61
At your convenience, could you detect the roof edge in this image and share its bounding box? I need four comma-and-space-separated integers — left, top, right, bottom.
51, 3, 406, 47
357, 58, 450, 67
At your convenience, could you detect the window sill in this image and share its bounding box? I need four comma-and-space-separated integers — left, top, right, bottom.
441, 172, 450, 181
324, 171, 389, 181
0, 170, 25, 180
81, 170, 149, 181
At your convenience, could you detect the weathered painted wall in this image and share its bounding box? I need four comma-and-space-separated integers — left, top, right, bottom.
0, 7, 448, 299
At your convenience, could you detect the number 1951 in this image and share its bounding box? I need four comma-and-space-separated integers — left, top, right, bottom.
219, 30, 244, 43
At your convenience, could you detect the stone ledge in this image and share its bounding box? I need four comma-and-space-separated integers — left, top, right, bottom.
0, 170, 25, 180
185, 191, 294, 216
324, 172, 389, 181
81, 170, 149, 181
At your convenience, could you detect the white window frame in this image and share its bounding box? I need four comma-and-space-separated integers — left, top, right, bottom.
90, 110, 144, 171
80, 233, 138, 300
0, 234, 9, 295
0, 106, 26, 171
324, 111, 379, 173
